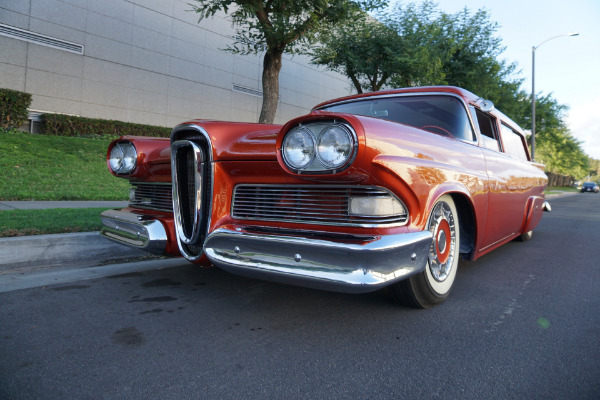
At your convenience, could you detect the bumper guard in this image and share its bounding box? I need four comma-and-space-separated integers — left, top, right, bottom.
100, 210, 168, 255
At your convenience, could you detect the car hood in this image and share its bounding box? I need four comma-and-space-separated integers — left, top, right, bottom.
176, 120, 281, 162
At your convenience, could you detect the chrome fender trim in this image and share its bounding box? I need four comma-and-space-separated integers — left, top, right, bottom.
203, 228, 433, 294
100, 210, 168, 255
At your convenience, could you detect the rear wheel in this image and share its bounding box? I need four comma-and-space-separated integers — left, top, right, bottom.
391, 195, 460, 308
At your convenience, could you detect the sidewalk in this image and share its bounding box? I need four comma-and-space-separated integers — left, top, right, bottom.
0, 201, 140, 273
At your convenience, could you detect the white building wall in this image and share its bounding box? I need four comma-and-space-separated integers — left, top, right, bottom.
0, 0, 353, 127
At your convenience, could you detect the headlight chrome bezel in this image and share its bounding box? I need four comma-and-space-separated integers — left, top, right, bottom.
281, 121, 358, 174
282, 126, 316, 170
109, 141, 138, 175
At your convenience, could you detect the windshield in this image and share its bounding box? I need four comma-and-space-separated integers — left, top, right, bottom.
320, 95, 475, 141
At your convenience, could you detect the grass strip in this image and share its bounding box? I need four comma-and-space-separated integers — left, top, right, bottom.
545, 186, 578, 194
0, 130, 129, 200
0, 208, 112, 237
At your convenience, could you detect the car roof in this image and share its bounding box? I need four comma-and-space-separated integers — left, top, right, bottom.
312, 86, 480, 111
312, 85, 525, 135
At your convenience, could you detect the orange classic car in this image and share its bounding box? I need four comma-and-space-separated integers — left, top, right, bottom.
101, 86, 550, 308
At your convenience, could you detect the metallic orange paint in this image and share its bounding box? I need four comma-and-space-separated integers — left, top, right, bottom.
106, 86, 548, 265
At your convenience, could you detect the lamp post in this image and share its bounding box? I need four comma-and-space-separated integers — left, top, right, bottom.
531, 32, 579, 160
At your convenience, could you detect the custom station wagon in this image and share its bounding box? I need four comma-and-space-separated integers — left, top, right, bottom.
101, 86, 550, 308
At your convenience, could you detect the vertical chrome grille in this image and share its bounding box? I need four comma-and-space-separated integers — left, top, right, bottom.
171, 130, 213, 261
173, 144, 199, 239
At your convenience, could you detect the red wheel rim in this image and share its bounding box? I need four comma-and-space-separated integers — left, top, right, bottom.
435, 219, 451, 264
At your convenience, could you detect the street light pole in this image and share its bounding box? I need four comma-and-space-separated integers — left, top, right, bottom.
531, 32, 579, 161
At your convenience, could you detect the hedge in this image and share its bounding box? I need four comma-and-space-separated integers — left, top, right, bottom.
42, 114, 172, 138
0, 88, 32, 130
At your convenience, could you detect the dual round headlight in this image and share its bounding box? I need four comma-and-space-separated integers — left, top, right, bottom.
282, 123, 356, 173
109, 141, 137, 174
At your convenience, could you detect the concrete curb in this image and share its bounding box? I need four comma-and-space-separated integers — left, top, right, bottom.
0, 232, 145, 273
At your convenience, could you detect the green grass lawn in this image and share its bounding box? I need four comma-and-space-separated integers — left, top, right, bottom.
0, 130, 129, 200
0, 208, 112, 237
0, 130, 130, 236
545, 186, 578, 194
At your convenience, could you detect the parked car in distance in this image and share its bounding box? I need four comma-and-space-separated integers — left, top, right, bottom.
581, 181, 599, 193
101, 86, 550, 308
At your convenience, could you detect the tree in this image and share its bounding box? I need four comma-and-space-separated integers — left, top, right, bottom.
384, 2, 525, 116
311, 15, 401, 93
311, 1, 524, 111
526, 93, 589, 178
191, 0, 385, 124
311, 2, 445, 93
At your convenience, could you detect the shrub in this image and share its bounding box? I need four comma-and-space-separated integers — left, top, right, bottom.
0, 88, 32, 130
42, 114, 171, 138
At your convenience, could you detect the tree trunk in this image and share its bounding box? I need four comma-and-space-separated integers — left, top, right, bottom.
259, 49, 283, 124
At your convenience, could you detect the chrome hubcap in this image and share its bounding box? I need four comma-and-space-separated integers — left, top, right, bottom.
428, 201, 456, 282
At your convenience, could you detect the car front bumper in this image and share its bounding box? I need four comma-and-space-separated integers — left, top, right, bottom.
203, 227, 433, 294
100, 210, 433, 293
100, 209, 168, 255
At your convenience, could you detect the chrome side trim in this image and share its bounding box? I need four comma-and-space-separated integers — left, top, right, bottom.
100, 210, 167, 255
203, 227, 433, 294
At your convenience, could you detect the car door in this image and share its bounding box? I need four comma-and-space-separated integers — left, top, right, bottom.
471, 107, 530, 250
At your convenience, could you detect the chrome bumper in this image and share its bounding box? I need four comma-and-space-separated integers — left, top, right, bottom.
203, 228, 433, 294
100, 210, 168, 255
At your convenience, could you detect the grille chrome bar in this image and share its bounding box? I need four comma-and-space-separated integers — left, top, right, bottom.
170, 124, 214, 261
129, 182, 172, 212
232, 185, 408, 227
172, 140, 205, 245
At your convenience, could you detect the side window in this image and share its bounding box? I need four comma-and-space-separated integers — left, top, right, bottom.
471, 106, 501, 152
500, 124, 529, 161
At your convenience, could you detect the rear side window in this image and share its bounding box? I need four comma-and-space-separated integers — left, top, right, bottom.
500, 124, 529, 161
471, 106, 501, 151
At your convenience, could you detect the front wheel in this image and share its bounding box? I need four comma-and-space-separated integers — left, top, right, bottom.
391, 195, 460, 308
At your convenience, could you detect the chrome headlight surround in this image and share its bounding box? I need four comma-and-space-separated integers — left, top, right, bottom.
109, 141, 137, 175
281, 121, 357, 174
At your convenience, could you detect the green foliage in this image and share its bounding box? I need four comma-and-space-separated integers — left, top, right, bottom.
0, 208, 111, 237
0, 88, 32, 130
536, 126, 590, 178
42, 114, 171, 138
0, 130, 129, 200
521, 93, 590, 178
311, 14, 418, 93
192, 0, 386, 55
383, 1, 524, 115
312, 1, 523, 104
588, 159, 600, 181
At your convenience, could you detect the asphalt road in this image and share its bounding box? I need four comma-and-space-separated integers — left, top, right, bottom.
1, 194, 599, 399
